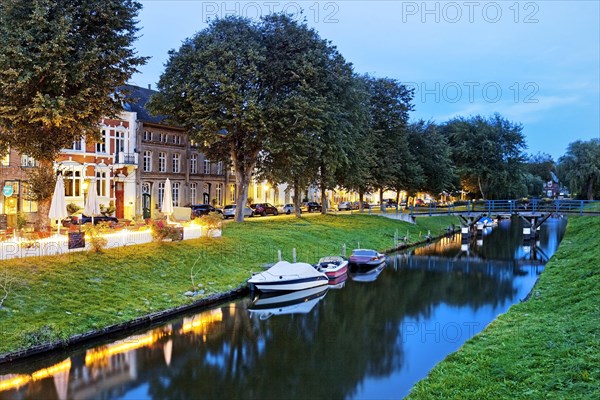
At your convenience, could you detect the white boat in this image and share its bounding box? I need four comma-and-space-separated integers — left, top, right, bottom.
315, 256, 349, 279
249, 286, 329, 320
248, 261, 329, 292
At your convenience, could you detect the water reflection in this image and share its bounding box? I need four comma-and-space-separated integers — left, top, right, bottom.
0, 218, 567, 400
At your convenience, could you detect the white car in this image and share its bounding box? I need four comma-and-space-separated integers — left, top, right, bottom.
222, 204, 254, 219
278, 203, 301, 215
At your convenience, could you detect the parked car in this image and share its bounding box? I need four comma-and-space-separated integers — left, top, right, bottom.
302, 202, 322, 213
191, 204, 222, 218
222, 204, 254, 219
250, 203, 278, 216
338, 201, 356, 211
353, 201, 370, 209
62, 214, 118, 227
278, 204, 300, 215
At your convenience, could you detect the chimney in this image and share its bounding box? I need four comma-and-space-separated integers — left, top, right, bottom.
148, 84, 151, 90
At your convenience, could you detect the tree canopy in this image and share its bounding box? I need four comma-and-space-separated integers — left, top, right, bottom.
149, 15, 358, 220
0, 0, 147, 161
557, 139, 600, 200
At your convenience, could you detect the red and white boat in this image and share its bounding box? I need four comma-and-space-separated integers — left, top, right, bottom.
315, 256, 349, 279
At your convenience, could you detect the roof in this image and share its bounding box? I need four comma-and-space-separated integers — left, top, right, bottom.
119, 84, 166, 124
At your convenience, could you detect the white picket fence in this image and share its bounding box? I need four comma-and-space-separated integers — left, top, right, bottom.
0, 225, 215, 261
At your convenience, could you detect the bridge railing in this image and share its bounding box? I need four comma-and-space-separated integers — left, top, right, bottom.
407, 199, 600, 216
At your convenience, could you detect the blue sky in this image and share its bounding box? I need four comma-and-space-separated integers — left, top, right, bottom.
130, 1, 600, 160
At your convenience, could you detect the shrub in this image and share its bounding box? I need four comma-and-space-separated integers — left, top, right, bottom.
83, 222, 111, 253
201, 212, 223, 236
66, 202, 80, 215
149, 219, 181, 242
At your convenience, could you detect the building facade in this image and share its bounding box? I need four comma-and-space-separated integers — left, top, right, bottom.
0, 148, 38, 228
55, 111, 139, 220
125, 85, 232, 219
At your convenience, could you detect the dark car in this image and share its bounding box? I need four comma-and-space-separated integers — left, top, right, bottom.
191, 204, 222, 218
353, 201, 370, 209
62, 214, 118, 227
302, 202, 322, 213
250, 203, 278, 216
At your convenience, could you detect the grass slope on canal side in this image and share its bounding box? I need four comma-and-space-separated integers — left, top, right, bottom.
0, 214, 457, 357
407, 216, 600, 400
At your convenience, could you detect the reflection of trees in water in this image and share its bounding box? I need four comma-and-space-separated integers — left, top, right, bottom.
137, 253, 521, 399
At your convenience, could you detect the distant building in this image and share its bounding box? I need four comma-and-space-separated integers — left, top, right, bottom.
545, 171, 561, 198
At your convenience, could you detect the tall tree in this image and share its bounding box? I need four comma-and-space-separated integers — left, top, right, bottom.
365, 77, 414, 204
407, 120, 456, 198
557, 139, 600, 200
151, 15, 357, 221
0, 0, 147, 161
443, 114, 527, 199
523, 152, 554, 197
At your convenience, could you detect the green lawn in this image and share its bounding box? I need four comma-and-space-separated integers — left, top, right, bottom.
0, 214, 457, 357
407, 216, 600, 399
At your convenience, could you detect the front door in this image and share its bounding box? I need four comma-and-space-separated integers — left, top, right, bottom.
142, 193, 151, 219
115, 182, 124, 219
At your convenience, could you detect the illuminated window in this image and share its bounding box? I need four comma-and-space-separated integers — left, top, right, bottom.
203, 159, 210, 174
63, 170, 81, 197
1, 151, 9, 166
20, 154, 36, 167
158, 182, 165, 208
190, 183, 197, 204
216, 161, 223, 175
216, 183, 223, 206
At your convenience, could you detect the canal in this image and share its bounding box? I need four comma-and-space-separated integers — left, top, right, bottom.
0, 217, 567, 399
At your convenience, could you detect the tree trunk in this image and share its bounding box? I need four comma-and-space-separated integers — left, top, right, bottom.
234, 169, 252, 222
587, 178, 594, 201
359, 191, 364, 211
293, 179, 301, 217
478, 176, 486, 200
320, 181, 327, 214
36, 198, 51, 231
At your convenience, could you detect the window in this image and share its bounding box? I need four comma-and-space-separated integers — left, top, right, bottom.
20, 155, 36, 167
229, 184, 236, 203
190, 183, 197, 204
158, 133, 164, 142
142, 183, 150, 194
115, 131, 125, 153
96, 130, 107, 153
143, 131, 152, 141
159, 152, 166, 172
172, 182, 180, 207
216, 183, 223, 206
158, 182, 165, 208
190, 154, 198, 174
172, 153, 180, 173
143, 151, 152, 172
172, 135, 178, 144
216, 161, 223, 175
163, 134, 169, 143
96, 171, 108, 197
21, 183, 38, 213
203, 159, 211, 174
70, 139, 83, 151
63, 170, 81, 197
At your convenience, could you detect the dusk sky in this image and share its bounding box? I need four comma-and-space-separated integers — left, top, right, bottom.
129, 1, 600, 160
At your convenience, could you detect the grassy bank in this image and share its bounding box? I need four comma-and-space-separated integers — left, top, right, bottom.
407, 216, 600, 399
0, 214, 457, 357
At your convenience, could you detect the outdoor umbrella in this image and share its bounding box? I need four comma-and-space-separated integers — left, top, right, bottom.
48, 174, 68, 235
83, 178, 101, 225
161, 178, 174, 220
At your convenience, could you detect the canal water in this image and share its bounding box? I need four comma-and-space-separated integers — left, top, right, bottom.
0, 217, 566, 399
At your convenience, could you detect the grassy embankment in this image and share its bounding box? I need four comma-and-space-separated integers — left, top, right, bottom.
407, 216, 600, 400
0, 213, 457, 357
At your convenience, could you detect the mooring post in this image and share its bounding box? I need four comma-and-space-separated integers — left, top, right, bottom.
342, 243, 346, 257
277, 250, 282, 262
292, 248, 297, 263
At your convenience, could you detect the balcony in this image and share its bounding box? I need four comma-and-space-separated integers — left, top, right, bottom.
114, 152, 138, 167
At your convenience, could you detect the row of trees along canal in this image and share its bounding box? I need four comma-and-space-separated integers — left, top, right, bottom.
1, 5, 598, 224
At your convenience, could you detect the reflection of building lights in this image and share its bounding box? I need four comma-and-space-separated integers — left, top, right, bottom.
85, 331, 165, 366
181, 309, 223, 335
0, 359, 71, 393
